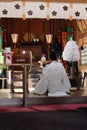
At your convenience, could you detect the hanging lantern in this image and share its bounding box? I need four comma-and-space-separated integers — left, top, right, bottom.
46, 34, 53, 59
11, 33, 18, 48
46, 34, 53, 44
11, 34, 18, 44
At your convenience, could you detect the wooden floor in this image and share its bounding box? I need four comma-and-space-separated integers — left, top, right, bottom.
0, 86, 87, 106
0, 62, 87, 106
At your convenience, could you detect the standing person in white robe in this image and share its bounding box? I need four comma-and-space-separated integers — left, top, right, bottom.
31, 51, 71, 96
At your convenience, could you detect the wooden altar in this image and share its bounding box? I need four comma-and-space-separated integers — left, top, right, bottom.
12, 46, 42, 62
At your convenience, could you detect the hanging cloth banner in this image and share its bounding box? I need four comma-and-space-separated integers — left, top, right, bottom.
0, 2, 87, 19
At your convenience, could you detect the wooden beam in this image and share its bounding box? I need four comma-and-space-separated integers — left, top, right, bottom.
0, 0, 87, 3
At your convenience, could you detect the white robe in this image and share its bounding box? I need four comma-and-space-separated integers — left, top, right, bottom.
62, 40, 80, 61
31, 61, 71, 95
